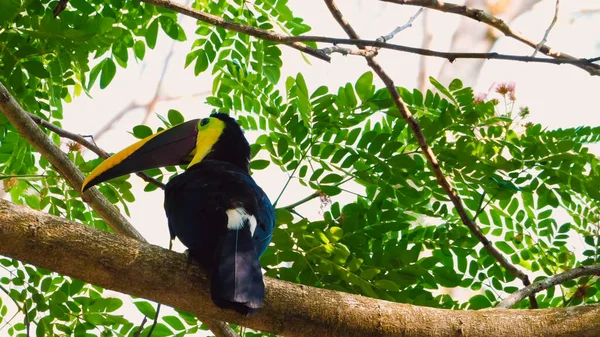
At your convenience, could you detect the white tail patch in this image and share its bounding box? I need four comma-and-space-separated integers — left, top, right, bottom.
226, 207, 257, 236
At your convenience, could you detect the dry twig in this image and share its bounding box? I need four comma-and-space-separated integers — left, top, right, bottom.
532, 0, 560, 57
377, 7, 425, 42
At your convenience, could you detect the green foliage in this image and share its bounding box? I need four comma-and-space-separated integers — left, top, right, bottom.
0, 0, 599, 336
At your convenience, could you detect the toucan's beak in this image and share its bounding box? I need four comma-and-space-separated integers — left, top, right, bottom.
82, 119, 200, 192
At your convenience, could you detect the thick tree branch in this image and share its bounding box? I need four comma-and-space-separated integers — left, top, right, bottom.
0, 81, 144, 240
1, 199, 600, 337
498, 265, 600, 309
381, 0, 600, 76
136, 0, 330, 62
323, 0, 538, 308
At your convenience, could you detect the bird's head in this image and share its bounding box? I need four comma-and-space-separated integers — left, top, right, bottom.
81, 112, 250, 192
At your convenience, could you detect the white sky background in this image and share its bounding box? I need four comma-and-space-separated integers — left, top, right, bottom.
3, 0, 600, 336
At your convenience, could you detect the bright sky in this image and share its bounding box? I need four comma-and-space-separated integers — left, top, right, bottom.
3, 0, 600, 335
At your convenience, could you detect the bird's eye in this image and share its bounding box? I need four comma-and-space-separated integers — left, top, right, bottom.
200, 118, 210, 126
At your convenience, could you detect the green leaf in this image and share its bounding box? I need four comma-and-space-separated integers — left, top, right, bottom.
468, 294, 492, 309
0, 0, 21, 24
145, 19, 160, 49
355, 71, 373, 102
327, 227, 343, 242
134, 40, 146, 60
495, 241, 514, 254
194, 52, 209, 75
360, 268, 380, 280
22, 61, 49, 78
134, 301, 156, 318
167, 109, 185, 126
375, 279, 399, 291
449, 78, 463, 91
275, 209, 294, 224
250, 159, 270, 170
145, 323, 173, 337
321, 173, 343, 184
132, 125, 153, 139
163, 316, 185, 331
100, 58, 117, 89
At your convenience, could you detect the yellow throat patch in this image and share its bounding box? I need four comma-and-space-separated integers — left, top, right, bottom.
188, 117, 226, 168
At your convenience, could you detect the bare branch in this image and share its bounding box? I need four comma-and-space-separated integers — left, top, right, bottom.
532, 0, 560, 57
319, 46, 377, 57
1, 199, 600, 337
283, 36, 599, 67
136, 0, 330, 62
377, 7, 425, 42
498, 265, 600, 309
323, 0, 538, 309
381, 0, 600, 76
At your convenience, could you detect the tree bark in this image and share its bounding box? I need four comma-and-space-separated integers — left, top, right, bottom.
0, 200, 599, 337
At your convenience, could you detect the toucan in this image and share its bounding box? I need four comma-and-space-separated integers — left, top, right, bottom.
81, 112, 274, 315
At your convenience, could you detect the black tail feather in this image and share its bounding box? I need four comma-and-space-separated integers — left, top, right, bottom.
211, 227, 264, 316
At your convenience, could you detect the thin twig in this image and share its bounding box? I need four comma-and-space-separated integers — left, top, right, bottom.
381, 0, 600, 76
323, 0, 538, 309
136, 0, 329, 62
377, 7, 425, 42
532, 0, 560, 57
133, 316, 148, 337
146, 303, 161, 337
27, 112, 166, 189
498, 265, 600, 308
23, 301, 29, 337
283, 36, 599, 66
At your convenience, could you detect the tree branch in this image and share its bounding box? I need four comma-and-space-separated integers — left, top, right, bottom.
377, 8, 425, 42
381, 0, 600, 76
283, 36, 598, 67
1, 199, 599, 337
498, 265, 600, 309
532, 0, 559, 57
136, 0, 330, 62
322, 0, 538, 308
